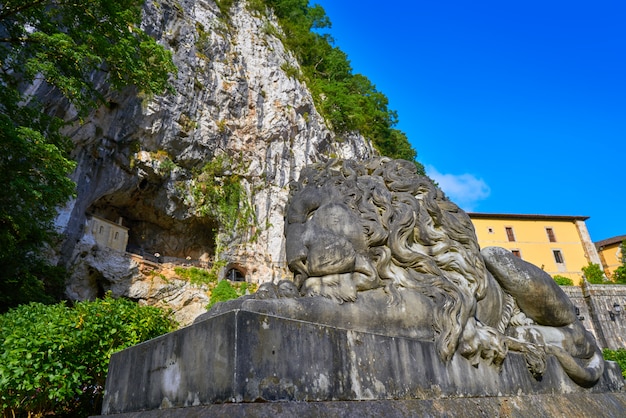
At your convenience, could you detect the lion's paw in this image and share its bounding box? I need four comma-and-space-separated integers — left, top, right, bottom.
504, 327, 548, 378
459, 320, 508, 369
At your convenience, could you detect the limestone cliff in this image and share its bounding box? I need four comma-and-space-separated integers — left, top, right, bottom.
41, 0, 374, 324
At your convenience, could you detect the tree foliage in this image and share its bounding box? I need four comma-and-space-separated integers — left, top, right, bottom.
1, 0, 175, 111
0, 86, 75, 308
0, 296, 176, 417
0, 1, 176, 310
208, 279, 240, 309
582, 262, 606, 284
553, 275, 574, 286
614, 266, 626, 284
603, 348, 626, 379
260, 0, 424, 171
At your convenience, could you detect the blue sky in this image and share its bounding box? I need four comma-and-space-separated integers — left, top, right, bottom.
314, 0, 625, 242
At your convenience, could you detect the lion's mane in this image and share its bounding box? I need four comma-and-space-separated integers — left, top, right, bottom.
290, 158, 489, 361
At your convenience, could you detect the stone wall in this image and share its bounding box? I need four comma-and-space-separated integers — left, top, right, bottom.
562, 283, 626, 350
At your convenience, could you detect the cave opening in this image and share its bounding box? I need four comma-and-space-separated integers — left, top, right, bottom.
87, 192, 219, 264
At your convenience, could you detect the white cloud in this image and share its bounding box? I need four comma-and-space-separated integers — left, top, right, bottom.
425, 165, 490, 212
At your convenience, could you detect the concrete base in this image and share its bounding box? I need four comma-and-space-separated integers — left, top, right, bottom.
100, 309, 624, 416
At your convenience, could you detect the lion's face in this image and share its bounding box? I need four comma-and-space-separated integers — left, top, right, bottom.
285, 185, 380, 301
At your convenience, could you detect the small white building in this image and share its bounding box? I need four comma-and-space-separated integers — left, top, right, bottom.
88, 215, 129, 253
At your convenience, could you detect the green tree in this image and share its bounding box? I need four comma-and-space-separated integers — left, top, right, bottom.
581, 262, 606, 284
0, 1, 176, 310
0, 295, 176, 417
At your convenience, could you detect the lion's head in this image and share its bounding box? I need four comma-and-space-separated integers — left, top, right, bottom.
284, 158, 489, 361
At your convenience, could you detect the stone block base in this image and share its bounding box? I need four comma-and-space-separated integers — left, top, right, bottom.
100, 309, 624, 416
94, 393, 626, 418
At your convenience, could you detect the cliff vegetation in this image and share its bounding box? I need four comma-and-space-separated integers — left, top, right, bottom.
251, 0, 423, 167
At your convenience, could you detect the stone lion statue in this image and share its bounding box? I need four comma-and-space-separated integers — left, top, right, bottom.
208, 157, 604, 387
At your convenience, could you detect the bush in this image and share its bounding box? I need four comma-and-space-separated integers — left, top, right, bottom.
174, 266, 216, 285
582, 262, 606, 284
207, 280, 240, 309
603, 348, 626, 379
0, 296, 176, 417
553, 275, 574, 286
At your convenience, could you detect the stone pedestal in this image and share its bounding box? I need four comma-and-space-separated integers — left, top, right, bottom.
97, 309, 625, 416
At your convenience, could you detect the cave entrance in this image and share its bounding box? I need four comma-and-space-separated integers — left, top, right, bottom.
86, 193, 218, 262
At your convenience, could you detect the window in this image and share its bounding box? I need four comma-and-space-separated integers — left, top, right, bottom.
487, 227, 494, 234
114, 231, 119, 240
226, 268, 245, 282
99, 225, 104, 234
553, 250, 564, 264
546, 227, 556, 242
511, 250, 521, 258
505, 227, 516, 242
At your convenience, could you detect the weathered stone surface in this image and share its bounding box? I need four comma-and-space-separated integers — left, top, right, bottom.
95, 393, 626, 418
65, 234, 209, 326
100, 310, 623, 415
65, 235, 140, 301
482, 246, 576, 326
581, 283, 626, 350
197, 287, 436, 340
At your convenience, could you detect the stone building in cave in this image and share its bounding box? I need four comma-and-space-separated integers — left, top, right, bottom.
87, 215, 129, 253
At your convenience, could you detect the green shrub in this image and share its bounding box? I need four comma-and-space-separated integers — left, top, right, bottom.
160, 157, 176, 175
553, 275, 574, 286
215, 0, 235, 17
207, 280, 239, 309
174, 266, 217, 285
582, 262, 606, 284
603, 348, 626, 379
281, 62, 301, 79
0, 296, 176, 417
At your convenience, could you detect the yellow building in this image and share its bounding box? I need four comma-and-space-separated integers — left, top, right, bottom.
596, 235, 626, 278
468, 213, 602, 285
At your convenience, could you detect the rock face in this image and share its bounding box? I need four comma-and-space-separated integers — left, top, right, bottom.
40, 0, 374, 320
